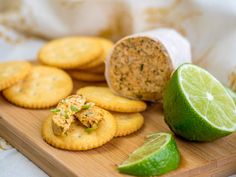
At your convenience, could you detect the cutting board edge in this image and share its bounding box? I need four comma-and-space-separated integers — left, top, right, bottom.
0, 115, 77, 177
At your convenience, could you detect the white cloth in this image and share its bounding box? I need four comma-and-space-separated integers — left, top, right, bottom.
0, 138, 48, 177
0, 0, 236, 176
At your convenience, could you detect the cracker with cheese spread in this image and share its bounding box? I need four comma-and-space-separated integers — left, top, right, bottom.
42, 95, 117, 150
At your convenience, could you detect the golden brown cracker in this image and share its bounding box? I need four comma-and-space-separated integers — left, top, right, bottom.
68, 70, 105, 82
42, 106, 116, 150
73, 64, 105, 75
84, 63, 105, 74
0, 61, 31, 91
77, 86, 147, 113
3, 66, 73, 108
112, 112, 144, 137
38, 37, 102, 69
78, 38, 113, 69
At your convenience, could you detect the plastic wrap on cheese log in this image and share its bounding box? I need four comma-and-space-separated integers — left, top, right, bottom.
105, 28, 191, 102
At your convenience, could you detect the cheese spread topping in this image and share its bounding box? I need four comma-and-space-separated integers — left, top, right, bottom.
51, 95, 98, 136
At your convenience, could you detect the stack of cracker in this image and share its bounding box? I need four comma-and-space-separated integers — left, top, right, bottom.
38, 37, 114, 82
0, 61, 73, 109
77, 86, 146, 137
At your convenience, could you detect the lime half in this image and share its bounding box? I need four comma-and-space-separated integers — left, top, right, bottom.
164, 64, 236, 141
118, 133, 180, 176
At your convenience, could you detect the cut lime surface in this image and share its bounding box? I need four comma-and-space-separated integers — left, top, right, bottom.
164, 64, 236, 141
118, 132, 180, 176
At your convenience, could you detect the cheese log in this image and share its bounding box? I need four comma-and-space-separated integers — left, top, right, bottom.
105, 28, 191, 102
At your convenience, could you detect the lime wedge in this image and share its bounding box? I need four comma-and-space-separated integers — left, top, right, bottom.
225, 86, 236, 104
118, 133, 180, 176
164, 64, 236, 141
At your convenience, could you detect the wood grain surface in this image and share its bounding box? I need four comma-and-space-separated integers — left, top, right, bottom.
0, 81, 235, 177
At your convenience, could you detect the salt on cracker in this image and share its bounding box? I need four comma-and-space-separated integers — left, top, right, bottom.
78, 38, 113, 69
3, 66, 73, 109
112, 112, 144, 137
0, 61, 31, 91
77, 86, 147, 113
68, 70, 105, 82
38, 37, 102, 69
42, 106, 116, 150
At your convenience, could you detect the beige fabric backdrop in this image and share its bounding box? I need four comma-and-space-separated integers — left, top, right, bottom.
1, 0, 236, 84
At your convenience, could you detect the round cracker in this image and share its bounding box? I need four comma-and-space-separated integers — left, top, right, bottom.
3, 66, 73, 109
112, 112, 144, 137
0, 61, 31, 91
73, 63, 105, 75
38, 37, 102, 69
83, 63, 105, 74
42, 106, 116, 150
78, 38, 113, 69
68, 70, 105, 82
77, 87, 147, 113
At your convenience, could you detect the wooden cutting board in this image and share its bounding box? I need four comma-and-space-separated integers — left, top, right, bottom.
0, 81, 235, 177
